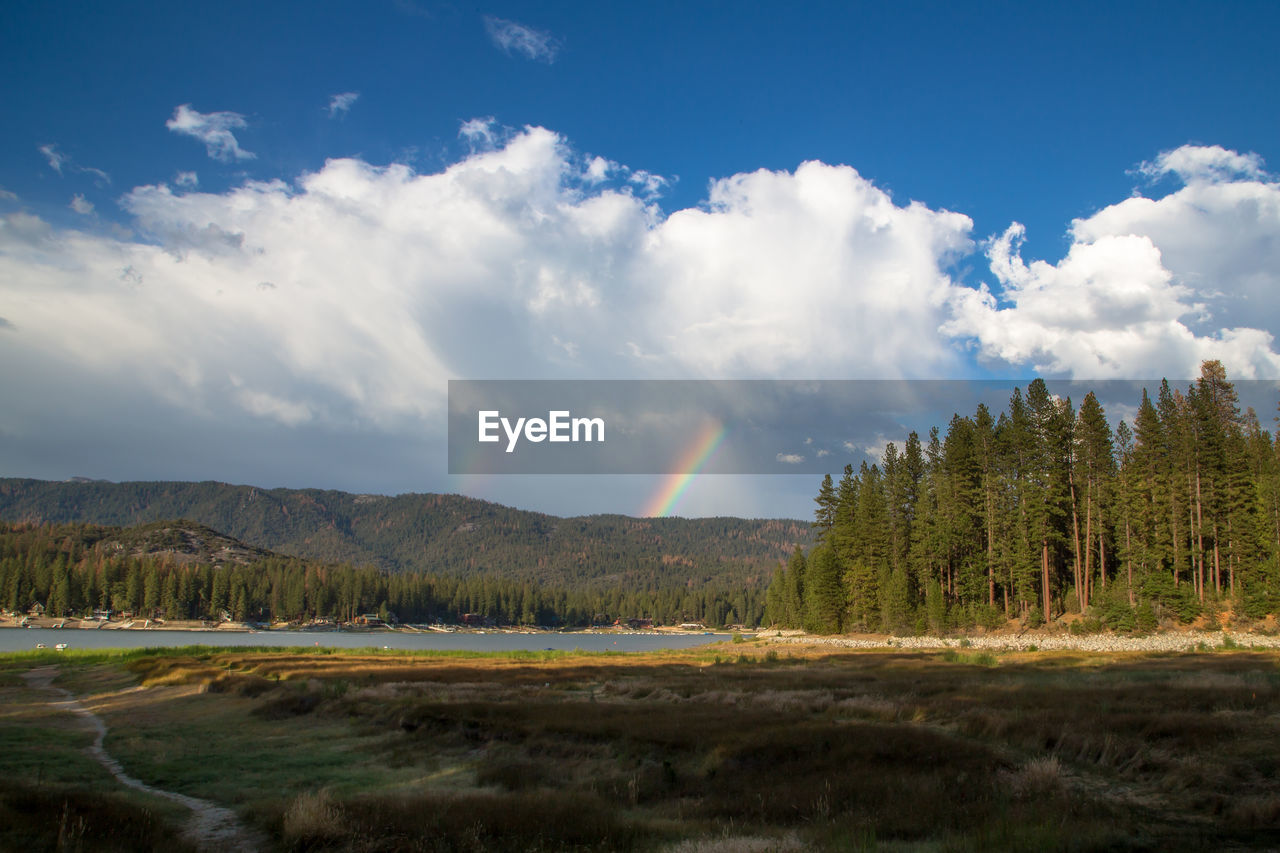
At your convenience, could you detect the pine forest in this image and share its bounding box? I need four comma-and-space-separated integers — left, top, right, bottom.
766, 362, 1280, 634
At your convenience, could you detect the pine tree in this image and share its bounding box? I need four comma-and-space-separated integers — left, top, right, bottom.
1074, 392, 1116, 608
973, 405, 1000, 608
125, 564, 143, 614
813, 474, 837, 540
764, 562, 787, 626
784, 545, 806, 628
803, 543, 844, 634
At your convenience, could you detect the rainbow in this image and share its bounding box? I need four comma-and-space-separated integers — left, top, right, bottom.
639, 420, 726, 517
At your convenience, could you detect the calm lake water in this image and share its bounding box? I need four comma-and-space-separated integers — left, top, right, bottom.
1, 627, 737, 654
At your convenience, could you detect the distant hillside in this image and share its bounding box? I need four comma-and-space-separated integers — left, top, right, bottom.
0, 517, 276, 569
0, 479, 812, 591
85, 518, 276, 566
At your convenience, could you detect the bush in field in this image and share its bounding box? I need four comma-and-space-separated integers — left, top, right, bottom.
251, 688, 322, 719
282, 790, 345, 846
1004, 756, 1063, 799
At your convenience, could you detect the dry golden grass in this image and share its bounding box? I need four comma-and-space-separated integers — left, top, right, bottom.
280, 789, 345, 845
11, 645, 1280, 851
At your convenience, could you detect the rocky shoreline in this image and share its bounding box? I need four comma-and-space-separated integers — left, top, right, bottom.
758, 629, 1280, 652
0, 616, 719, 637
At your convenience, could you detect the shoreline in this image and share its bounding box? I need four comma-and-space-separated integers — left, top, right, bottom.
757, 628, 1280, 652
7, 615, 1280, 653
0, 617, 729, 638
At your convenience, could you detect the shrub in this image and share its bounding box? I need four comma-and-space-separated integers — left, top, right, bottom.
1175, 585, 1202, 623
1063, 586, 1081, 615
282, 790, 344, 846
1005, 756, 1063, 799
1135, 600, 1158, 633
1240, 580, 1271, 620
1098, 589, 1136, 633
251, 689, 322, 719
977, 604, 1005, 630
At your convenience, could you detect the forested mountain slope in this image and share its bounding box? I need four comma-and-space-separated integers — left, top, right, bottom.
0, 479, 810, 591
0, 519, 769, 626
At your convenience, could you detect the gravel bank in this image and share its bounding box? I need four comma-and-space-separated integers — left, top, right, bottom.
760, 631, 1280, 652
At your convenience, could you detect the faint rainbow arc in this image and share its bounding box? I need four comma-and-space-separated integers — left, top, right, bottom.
640, 420, 727, 517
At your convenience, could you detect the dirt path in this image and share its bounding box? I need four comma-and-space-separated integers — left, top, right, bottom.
21, 666, 269, 852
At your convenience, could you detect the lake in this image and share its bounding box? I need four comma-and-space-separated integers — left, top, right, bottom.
0, 627, 738, 654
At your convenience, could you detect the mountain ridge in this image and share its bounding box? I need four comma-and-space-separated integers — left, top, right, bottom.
0, 478, 812, 590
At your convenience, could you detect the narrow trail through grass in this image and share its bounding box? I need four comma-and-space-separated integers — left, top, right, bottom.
20, 665, 268, 852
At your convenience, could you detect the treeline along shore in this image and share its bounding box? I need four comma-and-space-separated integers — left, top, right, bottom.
0, 520, 764, 629
766, 362, 1280, 636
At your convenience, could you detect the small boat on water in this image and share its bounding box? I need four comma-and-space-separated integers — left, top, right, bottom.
35, 643, 46, 649
54, 643, 68, 651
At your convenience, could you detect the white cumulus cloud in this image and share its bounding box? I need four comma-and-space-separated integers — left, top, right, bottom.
11, 131, 1279, 451
0, 125, 976, 439
1138, 144, 1266, 184
166, 104, 256, 162
944, 145, 1280, 378
69, 194, 93, 215
647, 160, 972, 376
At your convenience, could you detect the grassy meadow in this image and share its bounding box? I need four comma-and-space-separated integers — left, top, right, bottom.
3, 642, 1280, 851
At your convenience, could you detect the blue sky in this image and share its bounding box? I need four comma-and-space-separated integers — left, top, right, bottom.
3, 1, 1280, 519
